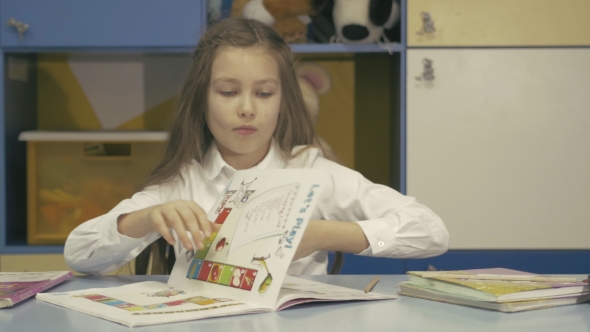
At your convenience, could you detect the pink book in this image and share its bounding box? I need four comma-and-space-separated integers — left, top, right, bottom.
0, 271, 73, 308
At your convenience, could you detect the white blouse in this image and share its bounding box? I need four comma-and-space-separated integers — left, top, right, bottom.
64, 142, 449, 275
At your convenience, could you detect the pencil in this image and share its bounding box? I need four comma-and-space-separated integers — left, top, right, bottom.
364, 276, 380, 293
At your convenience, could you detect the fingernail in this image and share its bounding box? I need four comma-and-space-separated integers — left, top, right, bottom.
204, 230, 211, 238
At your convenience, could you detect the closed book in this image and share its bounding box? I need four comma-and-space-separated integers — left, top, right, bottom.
405, 268, 589, 302
398, 282, 590, 312
0, 271, 73, 308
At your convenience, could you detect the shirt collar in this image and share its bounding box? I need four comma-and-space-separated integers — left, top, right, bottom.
202, 140, 283, 180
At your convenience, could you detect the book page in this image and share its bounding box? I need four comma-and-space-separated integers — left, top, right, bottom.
37, 281, 263, 327
168, 169, 326, 309
275, 276, 396, 311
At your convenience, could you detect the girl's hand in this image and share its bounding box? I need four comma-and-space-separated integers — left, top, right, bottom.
118, 200, 220, 251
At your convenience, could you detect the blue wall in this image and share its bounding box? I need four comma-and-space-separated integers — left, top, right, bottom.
330, 251, 590, 275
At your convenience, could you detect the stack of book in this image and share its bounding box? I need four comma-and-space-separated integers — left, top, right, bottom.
398, 268, 590, 312
1, 271, 73, 308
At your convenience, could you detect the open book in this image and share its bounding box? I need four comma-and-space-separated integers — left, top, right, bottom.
1, 271, 73, 308
37, 169, 395, 327
399, 268, 589, 312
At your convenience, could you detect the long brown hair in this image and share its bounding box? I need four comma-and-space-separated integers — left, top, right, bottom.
135, 18, 321, 275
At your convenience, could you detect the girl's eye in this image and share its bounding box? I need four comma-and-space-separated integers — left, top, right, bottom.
257, 91, 273, 98
220, 90, 237, 97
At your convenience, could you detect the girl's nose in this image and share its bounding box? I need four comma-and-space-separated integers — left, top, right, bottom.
239, 109, 255, 118
239, 96, 256, 118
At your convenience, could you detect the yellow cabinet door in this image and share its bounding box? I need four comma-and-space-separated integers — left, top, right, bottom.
408, 0, 590, 46
406, 49, 590, 249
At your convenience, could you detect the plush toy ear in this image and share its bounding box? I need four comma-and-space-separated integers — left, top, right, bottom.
242, 0, 275, 26
298, 77, 320, 121
383, 0, 400, 30
369, 0, 393, 27
295, 62, 332, 95
231, 0, 253, 18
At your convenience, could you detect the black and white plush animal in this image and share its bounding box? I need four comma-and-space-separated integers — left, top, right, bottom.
332, 0, 400, 44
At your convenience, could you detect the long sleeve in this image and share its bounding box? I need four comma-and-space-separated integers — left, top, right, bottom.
313, 157, 449, 258
64, 190, 164, 275
63, 160, 222, 275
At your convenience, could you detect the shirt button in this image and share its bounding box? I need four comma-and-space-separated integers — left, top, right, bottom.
378, 241, 385, 247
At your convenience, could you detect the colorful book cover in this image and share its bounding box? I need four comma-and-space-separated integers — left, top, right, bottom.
1, 271, 73, 308
398, 281, 590, 312
407, 268, 589, 302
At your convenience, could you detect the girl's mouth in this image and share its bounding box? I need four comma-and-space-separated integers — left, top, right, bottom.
234, 126, 257, 136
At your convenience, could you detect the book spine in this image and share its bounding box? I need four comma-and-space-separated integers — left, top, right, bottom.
5, 272, 73, 307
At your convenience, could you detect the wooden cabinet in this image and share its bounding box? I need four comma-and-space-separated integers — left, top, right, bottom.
0, 0, 204, 48
404, 0, 590, 272
0, 2, 404, 276
0, 0, 206, 255
406, 49, 590, 249
408, 0, 590, 46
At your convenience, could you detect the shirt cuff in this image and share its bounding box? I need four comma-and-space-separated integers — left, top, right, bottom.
354, 218, 394, 256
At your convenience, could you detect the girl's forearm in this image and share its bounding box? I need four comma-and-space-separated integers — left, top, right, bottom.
117, 208, 153, 239
309, 219, 370, 254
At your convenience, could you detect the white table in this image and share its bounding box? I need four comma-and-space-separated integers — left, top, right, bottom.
1, 275, 589, 331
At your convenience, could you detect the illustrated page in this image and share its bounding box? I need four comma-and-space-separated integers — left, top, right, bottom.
37, 281, 262, 327
168, 169, 326, 308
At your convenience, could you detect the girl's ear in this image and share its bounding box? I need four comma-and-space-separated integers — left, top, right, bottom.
294, 62, 332, 95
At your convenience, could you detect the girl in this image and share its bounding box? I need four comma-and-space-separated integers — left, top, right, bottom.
64, 18, 449, 276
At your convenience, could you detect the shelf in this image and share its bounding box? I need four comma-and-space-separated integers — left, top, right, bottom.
1, 47, 197, 54
2, 43, 406, 55
0, 0, 204, 49
19, 131, 168, 142
291, 43, 404, 54
0, 244, 64, 254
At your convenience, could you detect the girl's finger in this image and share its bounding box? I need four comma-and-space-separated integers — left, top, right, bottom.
211, 222, 222, 233
154, 221, 175, 247
177, 206, 205, 250
187, 202, 215, 238
164, 210, 193, 251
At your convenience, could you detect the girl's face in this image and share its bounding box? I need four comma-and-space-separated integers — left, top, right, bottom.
207, 46, 281, 169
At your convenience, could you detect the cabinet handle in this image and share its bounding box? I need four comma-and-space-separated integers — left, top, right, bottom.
7, 17, 29, 40
417, 12, 436, 35
415, 58, 435, 81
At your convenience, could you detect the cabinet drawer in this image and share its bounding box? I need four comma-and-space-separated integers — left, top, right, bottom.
20, 131, 166, 245
406, 49, 590, 249
408, 0, 590, 46
0, 0, 203, 48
